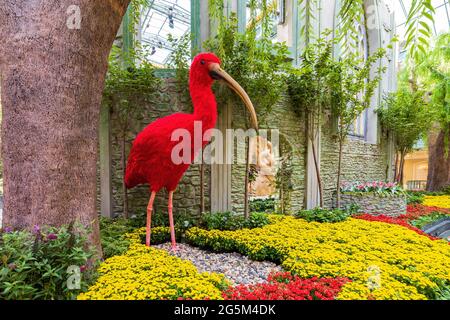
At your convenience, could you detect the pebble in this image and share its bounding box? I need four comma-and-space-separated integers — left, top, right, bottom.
154, 242, 283, 285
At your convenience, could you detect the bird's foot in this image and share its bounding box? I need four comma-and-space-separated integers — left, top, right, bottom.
170, 245, 178, 253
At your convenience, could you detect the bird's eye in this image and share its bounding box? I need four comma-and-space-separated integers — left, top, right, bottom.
200, 60, 205, 65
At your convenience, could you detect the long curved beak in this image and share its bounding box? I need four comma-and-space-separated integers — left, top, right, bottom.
209, 63, 258, 131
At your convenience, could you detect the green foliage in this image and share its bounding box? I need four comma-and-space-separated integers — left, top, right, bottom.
128, 209, 201, 233
167, 33, 194, 107
416, 33, 450, 152
249, 197, 277, 213
404, 0, 436, 61
287, 32, 335, 118
329, 48, 386, 142
99, 211, 199, 257
436, 286, 450, 300
0, 225, 97, 300
204, 13, 291, 121
104, 46, 161, 129
337, 0, 434, 62
378, 87, 433, 155
168, 9, 291, 124
336, 0, 365, 54
410, 211, 450, 229
137, 227, 175, 245
298, 0, 321, 43
202, 211, 270, 231
406, 191, 425, 204
295, 207, 350, 223
99, 217, 135, 259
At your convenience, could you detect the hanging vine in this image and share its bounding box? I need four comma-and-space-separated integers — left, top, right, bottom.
104, 46, 161, 218
337, 0, 436, 62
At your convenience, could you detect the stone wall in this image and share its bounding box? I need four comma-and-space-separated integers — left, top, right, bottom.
338, 193, 407, 217
100, 77, 392, 218
104, 78, 210, 218
320, 114, 392, 208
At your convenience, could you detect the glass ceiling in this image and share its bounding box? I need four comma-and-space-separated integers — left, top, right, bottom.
139, 0, 191, 66
138, 1, 450, 66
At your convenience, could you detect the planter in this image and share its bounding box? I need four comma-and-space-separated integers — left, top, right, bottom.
336, 192, 407, 217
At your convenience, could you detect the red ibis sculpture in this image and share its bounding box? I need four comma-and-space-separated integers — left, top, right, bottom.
125, 53, 258, 249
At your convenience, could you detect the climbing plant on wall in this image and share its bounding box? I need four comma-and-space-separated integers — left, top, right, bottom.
287, 31, 336, 208
103, 46, 161, 218
169, 1, 291, 217
327, 47, 386, 208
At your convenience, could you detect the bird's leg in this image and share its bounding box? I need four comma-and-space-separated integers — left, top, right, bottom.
168, 191, 177, 251
146, 191, 157, 247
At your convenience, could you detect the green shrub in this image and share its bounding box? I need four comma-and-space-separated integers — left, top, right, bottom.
410, 212, 450, 229
440, 185, 450, 195
137, 226, 178, 245
246, 212, 270, 228
202, 212, 270, 231
295, 207, 350, 223
0, 224, 97, 300
128, 210, 200, 233
99, 217, 135, 259
249, 197, 277, 213
406, 191, 425, 204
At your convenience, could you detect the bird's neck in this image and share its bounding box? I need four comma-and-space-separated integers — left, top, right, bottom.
191, 85, 218, 131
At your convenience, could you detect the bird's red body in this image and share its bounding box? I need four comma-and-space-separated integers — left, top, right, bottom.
124, 53, 257, 249
125, 56, 218, 193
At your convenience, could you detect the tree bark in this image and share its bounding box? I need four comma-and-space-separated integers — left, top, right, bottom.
0, 0, 130, 253
427, 127, 450, 191
393, 151, 399, 183
398, 149, 406, 186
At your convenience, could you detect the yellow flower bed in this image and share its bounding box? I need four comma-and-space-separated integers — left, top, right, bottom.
186, 216, 450, 300
78, 227, 228, 300
423, 195, 450, 209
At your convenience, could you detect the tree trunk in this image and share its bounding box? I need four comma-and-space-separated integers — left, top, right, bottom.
393, 151, 399, 183
427, 127, 450, 191
336, 138, 344, 209
0, 0, 131, 253
398, 149, 406, 186
310, 135, 324, 208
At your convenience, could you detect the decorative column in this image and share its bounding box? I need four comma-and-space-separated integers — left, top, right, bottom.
209, 0, 246, 212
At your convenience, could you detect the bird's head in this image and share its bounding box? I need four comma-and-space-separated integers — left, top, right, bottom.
190, 52, 258, 130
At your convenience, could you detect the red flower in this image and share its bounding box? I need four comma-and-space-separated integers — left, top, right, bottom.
223, 272, 350, 300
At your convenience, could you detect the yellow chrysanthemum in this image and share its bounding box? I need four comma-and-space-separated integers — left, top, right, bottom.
423, 195, 450, 209
78, 228, 229, 300
187, 216, 450, 300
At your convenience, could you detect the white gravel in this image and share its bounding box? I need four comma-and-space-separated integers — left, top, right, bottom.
155, 242, 283, 285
